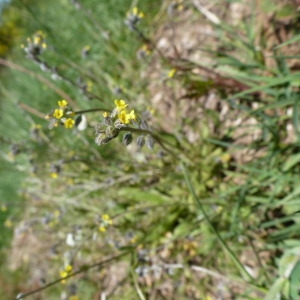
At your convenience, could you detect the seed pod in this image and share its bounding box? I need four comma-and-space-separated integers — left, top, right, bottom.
140, 119, 149, 130
157, 150, 166, 158
137, 135, 145, 149
146, 135, 155, 150
123, 132, 133, 146
95, 133, 112, 145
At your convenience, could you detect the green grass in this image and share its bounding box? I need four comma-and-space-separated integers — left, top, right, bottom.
1, 0, 300, 299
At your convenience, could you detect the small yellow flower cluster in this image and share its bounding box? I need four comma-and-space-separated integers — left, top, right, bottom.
125, 7, 145, 30
182, 239, 198, 257
175, 0, 185, 11
46, 100, 75, 129
32, 30, 47, 49
59, 264, 73, 284
131, 7, 144, 19
114, 99, 137, 125
22, 30, 47, 58
137, 44, 152, 59
98, 214, 113, 233
95, 99, 141, 146
168, 0, 185, 15
81, 44, 91, 58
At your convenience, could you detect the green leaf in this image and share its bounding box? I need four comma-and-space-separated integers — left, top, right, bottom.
265, 277, 287, 300
274, 35, 300, 49
290, 261, 300, 300
282, 153, 300, 172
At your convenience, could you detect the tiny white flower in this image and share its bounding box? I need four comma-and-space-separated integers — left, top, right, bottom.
66, 233, 76, 247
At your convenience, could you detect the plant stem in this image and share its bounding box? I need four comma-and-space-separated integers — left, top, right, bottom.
74, 108, 109, 114
180, 162, 255, 283
16, 251, 130, 299
0, 58, 77, 107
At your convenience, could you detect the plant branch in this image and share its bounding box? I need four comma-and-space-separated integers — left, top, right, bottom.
16, 251, 130, 299
0, 58, 77, 107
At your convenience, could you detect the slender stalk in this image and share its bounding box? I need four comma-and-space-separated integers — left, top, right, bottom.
130, 268, 146, 300
18, 102, 45, 119
74, 108, 109, 114
180, 162, 255, 283
0, 58, 77, 107
133, 27, 169, 64
248, 235, 271, 284
16, 251, 130, 299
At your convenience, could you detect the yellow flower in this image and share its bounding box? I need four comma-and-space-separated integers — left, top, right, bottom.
59, 264, 72, 284
32, 31, 47, 48
33, 36, 42, 45
103, 112, 109, 118
133, 7, 138, 15
4, 219, 13, 228
99, 226, 106, 232
1, 205, 7, 212
69, 296, 79, 300
130, 236, 137, 244
53, 109, 64, 119
64, 118, 75, 129
87, 81, 93, 92
83, 45, 90, 52
65, 265, 73, 272
132, 7, 144, 18
118, 110, 130, 124
114, 99, 128, 111
141, 44, 151, 55
51, 172, 58, 179
58, 99, 68, 107
168, 68, 177, 78
102, 214, 113, 225
127, 110, 136, 121
60, 270, 68, 278
102, 214, 110, 221
118, 109, 137, 124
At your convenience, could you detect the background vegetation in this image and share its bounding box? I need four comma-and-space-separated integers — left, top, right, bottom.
1, 0, 300, 299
